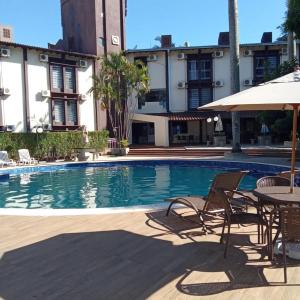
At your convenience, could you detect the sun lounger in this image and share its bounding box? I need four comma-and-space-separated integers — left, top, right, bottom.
0, 151, 17, 167
18, 149, 38, 165
165, 171, 252, 232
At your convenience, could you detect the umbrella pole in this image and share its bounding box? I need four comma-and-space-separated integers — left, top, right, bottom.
290, 105, 299, 193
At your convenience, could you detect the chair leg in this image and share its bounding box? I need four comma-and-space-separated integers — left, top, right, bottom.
283, 240, 287, 283
224, 223, 231, 258
166, 202, 174, 216
220, 219, 226, 244
197, 212, 207, 234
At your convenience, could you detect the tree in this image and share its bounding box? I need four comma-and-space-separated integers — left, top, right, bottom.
228, 0, 241, 152
284, 0, 300, 39
89, 53, 149, 145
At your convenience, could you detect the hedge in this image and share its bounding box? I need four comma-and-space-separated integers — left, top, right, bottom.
0, 130, 109, 160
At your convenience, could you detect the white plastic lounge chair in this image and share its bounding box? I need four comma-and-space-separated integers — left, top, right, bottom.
0, 151, 17, 167
18, 149, 38, 165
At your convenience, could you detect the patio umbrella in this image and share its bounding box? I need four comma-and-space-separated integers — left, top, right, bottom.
199, 70, 300, 192
215, 114, 224, 133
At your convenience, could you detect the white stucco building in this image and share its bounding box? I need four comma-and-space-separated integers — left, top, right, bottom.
127, 33, 297, 147
0, 41, 97, 132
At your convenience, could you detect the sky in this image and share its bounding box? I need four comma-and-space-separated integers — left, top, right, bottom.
0, 0, 287, 50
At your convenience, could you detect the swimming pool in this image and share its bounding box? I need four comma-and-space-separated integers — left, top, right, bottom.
0, 160, 290, 209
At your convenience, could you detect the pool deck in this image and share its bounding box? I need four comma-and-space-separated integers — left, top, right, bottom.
1, 156, 300, 299
0, 208, 300, 299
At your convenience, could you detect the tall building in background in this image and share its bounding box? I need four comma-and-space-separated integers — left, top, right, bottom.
59, 0, 127, 129
60, 0, 126, 56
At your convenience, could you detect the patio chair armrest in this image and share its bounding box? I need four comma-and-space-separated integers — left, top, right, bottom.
231, 190, 259, 208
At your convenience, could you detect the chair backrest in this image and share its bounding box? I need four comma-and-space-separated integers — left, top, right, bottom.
278, 170, 300, 186
0, 151, 9, 162
256, 176, 290, 188
277, 207, 300, 242
205, 171, 248, 211
18, 149, 31, 162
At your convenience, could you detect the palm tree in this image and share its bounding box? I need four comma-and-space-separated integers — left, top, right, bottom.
286, 0, 299, 60
89, 53, 149, 145
284, 0, 300, 39
228, 0, 241, 152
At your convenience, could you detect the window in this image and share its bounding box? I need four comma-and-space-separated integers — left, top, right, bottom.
3, 28, 10, 39
98, 37, 105, 47
188, 88, 212, 110
50, 64, 77, 93
134, 56, 148, 68
254, 52, 279, 83
187, 58, 212, 81
171, 122, 187, 134
52, 98, 78, 127
138, 89, 166, 109
188, 60, 198, 80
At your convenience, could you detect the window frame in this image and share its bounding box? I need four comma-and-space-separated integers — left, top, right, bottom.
49, 58, 80, 130
253, 50, 280, 84
51, 96, 80, 129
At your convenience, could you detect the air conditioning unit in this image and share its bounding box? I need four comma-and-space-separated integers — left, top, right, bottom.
80, 94, 88, 102
6, 125, 16, 132
243, 49, 253, 56
41, 90, 51, 98
212, 50, 224, 58
243, 79, 254, 86
281, 48, 288, 55
147, 54, 157, 62
0, 88, 11, 96
177, 81, 186, 89
177, 53, 186, 60
0, 48, 10, 57
79, 60, 88, 68
39, 54, 49, 62
213, 80, 224, 87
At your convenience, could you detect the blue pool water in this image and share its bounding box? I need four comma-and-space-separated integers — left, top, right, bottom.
0, 160, 289, 209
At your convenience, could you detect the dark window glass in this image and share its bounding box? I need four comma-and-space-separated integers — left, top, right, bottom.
187, 58, 212, 81
171, 121, 187, 134
3, 28, 10, 38
188, 60, 198, 81
98, 37, 105, 47
188, 88, 212, 109
138, 89, 166, 109
254, 54, 279, 82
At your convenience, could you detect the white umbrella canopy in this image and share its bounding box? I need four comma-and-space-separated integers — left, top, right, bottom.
199, 70, 300, 192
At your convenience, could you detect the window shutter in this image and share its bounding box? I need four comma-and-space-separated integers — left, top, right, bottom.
188, 89, 199, 109
64, 67, 76, 93
66, 100, 78, 125
200, 88, 211, 106
51, 65, 63, 92
53, 100, 65, 125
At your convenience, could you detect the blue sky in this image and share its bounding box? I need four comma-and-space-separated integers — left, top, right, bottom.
0, 0, 286, 49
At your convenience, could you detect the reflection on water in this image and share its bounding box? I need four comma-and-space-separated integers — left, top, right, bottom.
0, 164, 258, 209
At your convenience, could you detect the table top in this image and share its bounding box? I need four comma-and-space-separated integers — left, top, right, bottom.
253, 186, 300, 205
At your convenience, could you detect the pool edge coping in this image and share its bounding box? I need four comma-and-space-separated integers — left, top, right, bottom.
0, 156, 294, 216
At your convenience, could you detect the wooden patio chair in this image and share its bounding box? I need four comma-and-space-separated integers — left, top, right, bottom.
215, 187, 269, 258
270, 207, 300, 283
165, 171, 252, 233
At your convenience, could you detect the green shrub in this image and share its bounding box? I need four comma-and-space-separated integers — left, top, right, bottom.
0, 130, 109, 160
